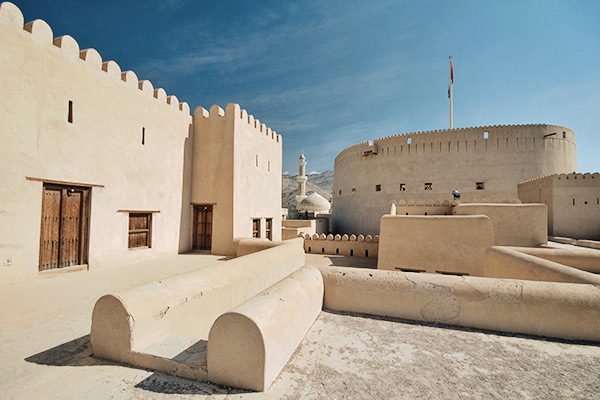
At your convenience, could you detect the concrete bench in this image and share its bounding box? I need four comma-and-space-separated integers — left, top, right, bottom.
91, 240, 306, 381
208, 266, 323, 391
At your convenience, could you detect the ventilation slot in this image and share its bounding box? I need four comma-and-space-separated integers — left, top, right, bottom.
68, 101, 73, 123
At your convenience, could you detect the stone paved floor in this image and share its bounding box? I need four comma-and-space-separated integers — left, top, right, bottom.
1, 253, 598, 399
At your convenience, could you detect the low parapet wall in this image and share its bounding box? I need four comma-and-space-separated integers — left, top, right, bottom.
282, 227, 302, 240
282, 220, 316, 240
512, 246, 600, 273
234, 237, 304, 257
303, 233, 379, 258
319, 266, 600, 342
208, 266, 323, 391
455, 203, 547, 246
91, 240, 305, 377
553, 237, 600, 250
282, 220, 316, 229
483, 246, 600, 284
378, 215, 494, 276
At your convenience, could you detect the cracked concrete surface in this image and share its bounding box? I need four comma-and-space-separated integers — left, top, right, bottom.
1, 253, 599, 399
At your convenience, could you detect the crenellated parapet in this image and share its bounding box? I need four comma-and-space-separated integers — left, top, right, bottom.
301, 233, 379, 242
519, 172, 599, 190
193, 103, 282, 143
334, 123, 575, 165
0, 1, 190, 114
299, 231, 379, 258
389, 198, 520, 214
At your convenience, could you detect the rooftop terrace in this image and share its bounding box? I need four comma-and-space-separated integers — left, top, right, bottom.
0, 253, 598, 399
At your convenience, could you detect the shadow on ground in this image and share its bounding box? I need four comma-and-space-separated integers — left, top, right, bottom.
25, 335, 249, 395
324, 255, 377, 269
25, 335, 115, 367
135, 372, 249, 396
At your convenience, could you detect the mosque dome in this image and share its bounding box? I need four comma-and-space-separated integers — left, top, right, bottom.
298, 192, 330, 213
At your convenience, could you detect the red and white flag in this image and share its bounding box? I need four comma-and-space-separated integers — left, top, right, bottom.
448, 57, 453, 98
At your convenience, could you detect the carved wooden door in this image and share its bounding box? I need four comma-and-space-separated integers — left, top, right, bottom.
193, 205, 212, 250
39, 184, 90, 270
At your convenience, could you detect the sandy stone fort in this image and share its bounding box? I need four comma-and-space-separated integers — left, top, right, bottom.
1, 2, 599, 398
331, 124, 578, 235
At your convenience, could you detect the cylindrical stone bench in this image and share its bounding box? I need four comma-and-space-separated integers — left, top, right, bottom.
207, 266, 324, 391
91, 241, 305, 379
319, 265, 600, 342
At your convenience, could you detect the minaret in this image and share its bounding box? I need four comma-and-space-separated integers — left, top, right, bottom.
295, 152, 308, 206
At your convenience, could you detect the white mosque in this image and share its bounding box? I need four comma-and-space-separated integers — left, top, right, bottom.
287, 153, 331, 222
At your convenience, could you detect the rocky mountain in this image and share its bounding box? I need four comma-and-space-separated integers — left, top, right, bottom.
282, 170, 333, 209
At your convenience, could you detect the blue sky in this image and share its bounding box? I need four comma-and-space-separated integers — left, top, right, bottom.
13, 0, 600, 174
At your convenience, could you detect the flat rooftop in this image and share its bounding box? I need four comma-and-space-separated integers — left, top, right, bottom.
1, 253, 598, 399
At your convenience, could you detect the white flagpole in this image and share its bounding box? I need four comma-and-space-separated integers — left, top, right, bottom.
449, 56, 453, 130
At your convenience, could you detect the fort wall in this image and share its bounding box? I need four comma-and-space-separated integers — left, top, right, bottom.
0, 2, 193, 283
333, 124, 577, 235
518, 173, 600, 240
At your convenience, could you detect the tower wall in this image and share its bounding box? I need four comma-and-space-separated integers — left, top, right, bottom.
192, 104, 282, 255
332, 124, 577, 235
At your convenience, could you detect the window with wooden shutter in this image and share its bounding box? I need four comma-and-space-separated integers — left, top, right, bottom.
252, 219, 260, 238
128, 213, 152, 249
265, 218, 272, 241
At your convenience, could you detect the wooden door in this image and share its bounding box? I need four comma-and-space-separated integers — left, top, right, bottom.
193, 205, 212, 250
39, 184, 90, 270
39, 188, 62, 270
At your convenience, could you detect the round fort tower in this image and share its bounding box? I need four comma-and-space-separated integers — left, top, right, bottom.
332, 124, 577, 235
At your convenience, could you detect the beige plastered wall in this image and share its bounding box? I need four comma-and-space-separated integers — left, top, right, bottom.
519, 173, 600, 240
454, 203, 547, 246
377, 215, 494, 276
0, 3, 193, 284
191, 104, 282, 255
333, 125, 577, 235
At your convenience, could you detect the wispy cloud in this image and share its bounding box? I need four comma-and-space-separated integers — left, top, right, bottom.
138, 0, 409, 83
